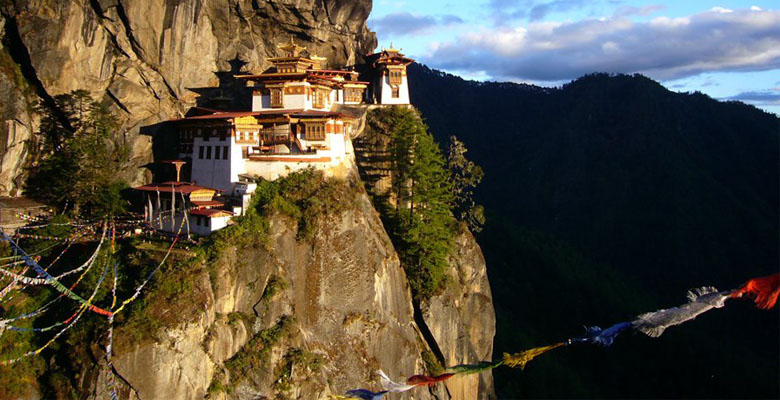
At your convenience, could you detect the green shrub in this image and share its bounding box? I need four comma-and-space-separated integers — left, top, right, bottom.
274, 347, 323, 395
421, 349, 444, 376
209, 315, 297, 393
261, 275, 287, 303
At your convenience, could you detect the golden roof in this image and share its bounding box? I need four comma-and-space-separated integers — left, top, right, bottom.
278, 36, 306, 57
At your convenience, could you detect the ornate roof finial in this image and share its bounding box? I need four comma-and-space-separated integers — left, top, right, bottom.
387, 42, 400, 53
278, 35, 305, 57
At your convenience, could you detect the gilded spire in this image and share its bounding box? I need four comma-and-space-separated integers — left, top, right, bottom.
387, 42, 400, 53
278, 35, 306, 57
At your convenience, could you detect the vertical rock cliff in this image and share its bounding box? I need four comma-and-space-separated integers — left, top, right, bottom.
72, 169, 495, 399
103, 187, 431, 399
0, 0, 377, 194
353, 107, 497, 399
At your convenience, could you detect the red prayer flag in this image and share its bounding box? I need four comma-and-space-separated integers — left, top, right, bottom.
731, 273, 780, 309
406, 373, 455, 386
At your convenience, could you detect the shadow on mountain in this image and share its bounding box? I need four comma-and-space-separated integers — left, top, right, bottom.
408, 63, 780, 398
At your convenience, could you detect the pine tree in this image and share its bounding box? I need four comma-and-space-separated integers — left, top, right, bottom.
26, 91, 129, 217
381, 106, 456, 299
447, 136, 485, 232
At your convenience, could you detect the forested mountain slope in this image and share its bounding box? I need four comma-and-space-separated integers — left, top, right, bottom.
409, 63, 779, 398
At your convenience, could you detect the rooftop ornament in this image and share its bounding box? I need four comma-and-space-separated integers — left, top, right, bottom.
278, 35, 306, 57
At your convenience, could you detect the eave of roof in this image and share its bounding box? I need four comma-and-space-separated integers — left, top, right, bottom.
172, 109, 356, 122
189, 208, 234, 217
134, 182, 222, 194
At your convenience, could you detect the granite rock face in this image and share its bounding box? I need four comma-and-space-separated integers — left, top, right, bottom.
353, 109, 498, 399
0, 0, 377, 194
97, 189, 433, 399
424, 226, 497, 399
71, 171, 494, 399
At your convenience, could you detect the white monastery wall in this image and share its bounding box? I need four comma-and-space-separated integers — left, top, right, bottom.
252, 93, 270, 111
244, 155, 352, 181
283, 93, 309, 110
191, 136, 237, 192
380, 75, 410, 105
208, 215, 230, 231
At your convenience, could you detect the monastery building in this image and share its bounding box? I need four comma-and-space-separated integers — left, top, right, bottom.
135, 38, 414, 235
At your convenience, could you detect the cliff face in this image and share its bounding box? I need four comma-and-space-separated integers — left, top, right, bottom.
106, 190, 428, 399
77, 179, 494, 399
425, 226, 496, 399
0, 12, 33, 196
353, 107, 497, 399
0, 0, 377, 194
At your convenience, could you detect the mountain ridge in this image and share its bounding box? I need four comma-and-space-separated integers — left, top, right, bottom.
408, 62, 779, 398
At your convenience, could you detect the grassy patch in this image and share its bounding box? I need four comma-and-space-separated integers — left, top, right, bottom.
254, 168, 357, 240
421, 349, 444, 376
208, 315, 296, 394
273, 347, 323, 395
260, 275, 287, 303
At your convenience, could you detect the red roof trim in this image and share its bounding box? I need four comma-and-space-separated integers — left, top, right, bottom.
134, 182, 222, 194
191, 200, 224, 207
171, 109, 354, 122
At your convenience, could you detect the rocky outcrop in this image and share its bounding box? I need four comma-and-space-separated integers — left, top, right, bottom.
98, 187, 431, 399
424, 226, 496, 399
0, 0, 377, 194
0, 13, 35, 196
353, 107, 498, 399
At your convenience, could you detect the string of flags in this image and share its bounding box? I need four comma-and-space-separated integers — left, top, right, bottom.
0, 261, 110, 365
1, 215, 776, 396
106, 260, 119, 400
334, 273, 779, 399
0, 228, 114, 316
0, 215, 185, 368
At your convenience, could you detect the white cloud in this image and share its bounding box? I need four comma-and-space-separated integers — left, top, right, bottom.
710, 6, 734, 14
424, 8, 780, 82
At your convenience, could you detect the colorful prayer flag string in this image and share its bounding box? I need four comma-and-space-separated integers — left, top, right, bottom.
445, 359, 504, 375
111, 216, 185, 316
377, 370, 415, 393
0, 227, 113, 317
570, 321, 632, 347
346, 273, 777, 398
406, 372, 456, 386
0, 261, 110, 365
106, 260, 119, 400
344, 389, 388, 399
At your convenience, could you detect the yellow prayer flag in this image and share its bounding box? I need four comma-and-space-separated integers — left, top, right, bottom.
503, 342, 565, 370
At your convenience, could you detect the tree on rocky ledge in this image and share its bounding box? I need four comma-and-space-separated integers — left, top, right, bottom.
25, 90, 130, 217
447, 135, 485, 232
378, 106, 457, 299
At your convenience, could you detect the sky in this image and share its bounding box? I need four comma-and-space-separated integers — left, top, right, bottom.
368, 0, 780, 114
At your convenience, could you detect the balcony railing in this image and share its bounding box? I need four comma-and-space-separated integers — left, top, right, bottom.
258, 126, 291, 145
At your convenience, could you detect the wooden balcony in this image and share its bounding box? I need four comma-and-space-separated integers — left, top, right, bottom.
258, 126, 292, 145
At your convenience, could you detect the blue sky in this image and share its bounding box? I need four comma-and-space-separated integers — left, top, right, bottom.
369, 1, 780, 114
